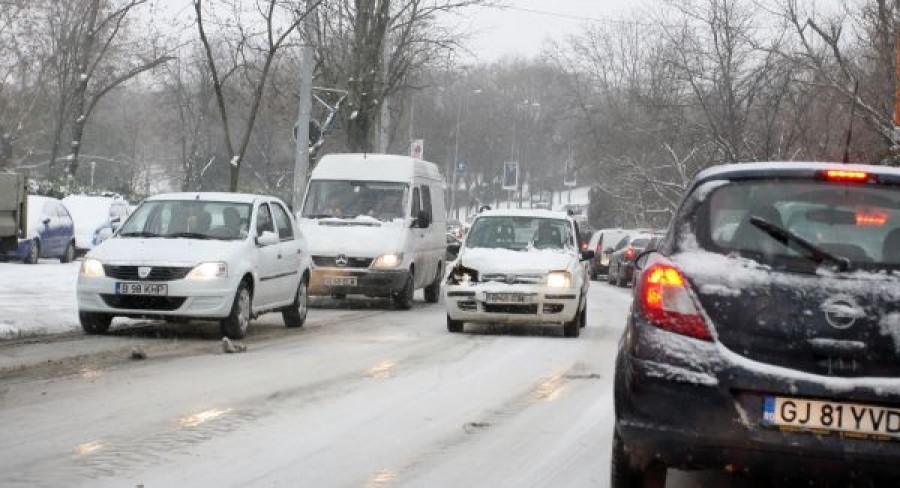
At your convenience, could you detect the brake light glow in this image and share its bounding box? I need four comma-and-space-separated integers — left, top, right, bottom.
824, 170, 869, 183
856, 211, 888, 227
638, 262, 712, 341
624, 246, 635, 261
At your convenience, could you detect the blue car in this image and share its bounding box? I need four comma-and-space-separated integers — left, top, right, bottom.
1, 196, 76, 264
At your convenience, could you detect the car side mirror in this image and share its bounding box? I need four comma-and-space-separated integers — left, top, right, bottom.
634, 250, 658, 271
111, 216, 121, 224
256, 230, 279, 247
42, 218, 51, 225
447, 242, 461, 256
580, 249, 595, 261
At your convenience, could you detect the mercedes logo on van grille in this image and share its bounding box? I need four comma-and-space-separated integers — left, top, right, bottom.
506, 274, 516, 284
821, 295, 863, 330
335, 254, 348, 267
138, 266, 152, 279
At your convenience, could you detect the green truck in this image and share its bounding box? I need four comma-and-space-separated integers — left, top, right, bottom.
0, 172, 27, 253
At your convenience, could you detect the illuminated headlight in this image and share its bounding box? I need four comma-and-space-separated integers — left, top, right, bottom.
187, 262, 228, 280
546, 271, 572, 288
372, 253, 403, 269
80, 258, 105, 277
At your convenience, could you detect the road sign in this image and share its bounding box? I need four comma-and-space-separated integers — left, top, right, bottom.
410, 139, 424, 160
564, 159, 577, 187
502, 161, 519, 190
456, 160, 467, 174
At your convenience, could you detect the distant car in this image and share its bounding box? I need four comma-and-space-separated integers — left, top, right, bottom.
62, 195, 131, 255
447, 218, 464, 239
444, 209, 593, 338
587, 228, 633, 279
0, 195, 76, 264
76, 192, 311, 339
607, 232, 662, 287
613, 163, 900, 486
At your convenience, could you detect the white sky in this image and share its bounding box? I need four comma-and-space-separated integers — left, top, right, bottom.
153, 0, 645, 61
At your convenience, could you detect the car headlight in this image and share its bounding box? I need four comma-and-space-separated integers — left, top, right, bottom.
546, 271, 572, 288
187, 262, 228, 280
80, 258, 105, 277
372, 253, 403, 269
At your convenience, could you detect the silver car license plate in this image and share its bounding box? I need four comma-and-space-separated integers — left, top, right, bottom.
116, 282, 168, 296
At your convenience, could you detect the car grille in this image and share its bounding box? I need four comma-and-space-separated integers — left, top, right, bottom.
483, 303, 538, 314
312, 256, 373, 268
103, 265, 192, 281
481, 273, 544, 284
101, 295, 186, 311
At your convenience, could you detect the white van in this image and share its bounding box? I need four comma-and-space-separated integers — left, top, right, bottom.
298, 154, 446, 309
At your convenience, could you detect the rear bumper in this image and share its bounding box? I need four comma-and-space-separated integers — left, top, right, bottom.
309, 268, 408, 297
614, 317, 900, 479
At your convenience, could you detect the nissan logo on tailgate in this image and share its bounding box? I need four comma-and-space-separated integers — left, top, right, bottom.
821, 295, 863, 330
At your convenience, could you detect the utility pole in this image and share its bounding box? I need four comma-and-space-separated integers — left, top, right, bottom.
292, 44, 314, 212
451, 90, 462, 219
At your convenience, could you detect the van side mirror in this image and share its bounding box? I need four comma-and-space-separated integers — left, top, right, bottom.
256, 230, 279, 247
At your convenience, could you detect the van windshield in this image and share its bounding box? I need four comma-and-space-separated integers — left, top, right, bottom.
302, 180, 409, 222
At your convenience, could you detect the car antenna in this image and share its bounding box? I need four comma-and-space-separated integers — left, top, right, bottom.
842, 80, 860, 164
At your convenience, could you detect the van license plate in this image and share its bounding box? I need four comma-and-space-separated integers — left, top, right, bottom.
763, 396, 900, 440
116, 282, 168, 296
325, 277, 357, 286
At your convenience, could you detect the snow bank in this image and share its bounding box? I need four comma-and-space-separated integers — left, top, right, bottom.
0, 262, 80, 339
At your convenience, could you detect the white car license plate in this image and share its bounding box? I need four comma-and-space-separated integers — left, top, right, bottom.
763, 396, 900, 440
486, 293, 531, 304
116, 282, 168, 296
325, 276, 357, 286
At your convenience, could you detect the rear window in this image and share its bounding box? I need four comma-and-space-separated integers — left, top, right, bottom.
632, 238, 649, 248
700, 180, 900, 269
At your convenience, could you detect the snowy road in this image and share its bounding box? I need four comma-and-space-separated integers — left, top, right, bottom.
0, 282, 749, 487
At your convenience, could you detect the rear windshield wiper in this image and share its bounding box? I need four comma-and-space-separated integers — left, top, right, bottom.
749, 216, 851, 271
119, 231, 160, 238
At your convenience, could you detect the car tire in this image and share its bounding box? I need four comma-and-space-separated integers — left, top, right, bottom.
611, 429, 666, 488
563, 305, 582, 338
80, 312, 112, 334
392, 272, 414, 310
423, 265, 442, 304
616, 268, 627, 287
579, 303, 587, 328
283, 278, 309, 328
24, 239, 39, 264
607, 264, 616, 284
221, 280, 252, 339
447, 314, 463, 333
60, 241, 75, 263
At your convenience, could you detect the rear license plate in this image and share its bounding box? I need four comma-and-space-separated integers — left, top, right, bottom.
486, 293, 531, 304
116, 282, 168, 296
763, 396, 900, 440
325, 276, 357, 287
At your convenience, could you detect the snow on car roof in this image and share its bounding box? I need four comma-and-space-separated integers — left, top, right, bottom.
475, 208, 571, 220
695, 161, 900, 181
312, 153, 443, 183
145, 192, 264, 204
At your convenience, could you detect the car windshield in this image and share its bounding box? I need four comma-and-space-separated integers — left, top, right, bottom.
302, 180, 408, 222
466, 216, 573, 251
702, 180, 900, 271
119, 200, 251, 241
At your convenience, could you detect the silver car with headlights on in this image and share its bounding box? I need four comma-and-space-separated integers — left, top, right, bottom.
444, 209, 593, 337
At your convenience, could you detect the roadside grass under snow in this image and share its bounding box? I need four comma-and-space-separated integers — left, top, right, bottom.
0, 261, 80, 339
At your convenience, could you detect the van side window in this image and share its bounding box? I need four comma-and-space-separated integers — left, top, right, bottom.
411, 187, 421, 218
421, 186, 433, 223
271, 203, 294, 240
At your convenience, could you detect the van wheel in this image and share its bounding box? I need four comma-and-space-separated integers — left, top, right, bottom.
24, 240, 39, 264
60, 241, 75, 263
393, 272, 414, 310
80, 312, 112, 334
283, 279, 309, 328
447, 315, 463, 333
221, 281, 252, 339
611, 429, 666, 488
423, 265, 442, 303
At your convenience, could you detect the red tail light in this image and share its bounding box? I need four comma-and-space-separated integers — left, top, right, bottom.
624, 246, 635, 261
824, 169, 869, 183
581, 242, 588, 251
637, 262, 712, 341
856, 211, 887, 227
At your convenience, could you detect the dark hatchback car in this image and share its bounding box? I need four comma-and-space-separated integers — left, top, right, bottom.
607, 233, 661, 287
613, 163, 900, 486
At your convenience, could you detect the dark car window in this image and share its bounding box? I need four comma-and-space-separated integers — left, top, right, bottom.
256, 203, 275, 236
702, 180, 900, 269
631, 238, 649, 248
614, 236, 630, 251
271, 202, 294, 241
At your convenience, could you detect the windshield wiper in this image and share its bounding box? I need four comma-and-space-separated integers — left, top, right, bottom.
119, 231, 161, 238
168, 232, 215, 240
749, 216, 851, 271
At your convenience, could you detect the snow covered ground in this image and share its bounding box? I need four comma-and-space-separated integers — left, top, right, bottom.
0, 261, 81, 339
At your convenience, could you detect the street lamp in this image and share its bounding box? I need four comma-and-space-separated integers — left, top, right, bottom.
508, 99, 541, 208
450, 86, 482, 220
